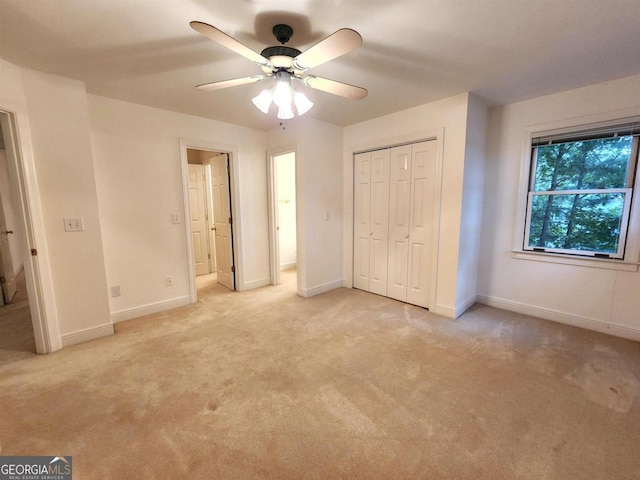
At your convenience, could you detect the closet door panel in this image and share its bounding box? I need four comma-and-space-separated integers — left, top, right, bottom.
368, 149, 390, 296
353, 152, 371, 290
407, 141, 437, 308
387, 145, 411, 301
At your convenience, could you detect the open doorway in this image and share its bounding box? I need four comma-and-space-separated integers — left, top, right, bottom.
0, 120, 35, 361
268, 149, 297, 285
186, 148, 236, 294
0, 109, 60, 356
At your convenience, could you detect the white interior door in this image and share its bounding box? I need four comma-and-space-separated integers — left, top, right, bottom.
267, 153, 281, 285
0, 189, 16, 303
387, 144, 412, 301
204, 163, 217, 271
406, 140, 437, 308
211, 153, 235, 290
369, 149, 391, 296
353, 151, 372, 290
353, 140, 437, 309
353, 149, 390, 295
0, 251, 4, 306
188, 164, 210, 276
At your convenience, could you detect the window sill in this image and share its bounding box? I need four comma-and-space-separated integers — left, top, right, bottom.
511, 250, 639, 272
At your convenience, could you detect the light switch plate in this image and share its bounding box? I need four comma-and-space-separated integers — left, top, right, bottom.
63, 217, 84, 232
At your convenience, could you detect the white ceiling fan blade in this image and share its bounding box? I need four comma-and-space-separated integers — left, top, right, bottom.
196, 75, 268, 91
190, 21, 273, 69
292, 29, 362, 71
299, 75, 368, 100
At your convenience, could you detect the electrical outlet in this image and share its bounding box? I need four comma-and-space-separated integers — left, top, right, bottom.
111, 285, 121, 297
63, 217, 85, 232
165, 276, 174, 287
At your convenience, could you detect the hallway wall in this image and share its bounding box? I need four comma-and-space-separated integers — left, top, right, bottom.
88, 95, 269, 320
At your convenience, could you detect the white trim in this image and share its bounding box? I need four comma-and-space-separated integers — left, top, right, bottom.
60, 323, 114, 348
242, 277, 270, 291
280, 261, 297, 271
430, 293, 475, 319
430, 303, 456, 319
0, 108, 62, 354
179, 138, 243, 299
512, 250, 639, 272
455, 294, 477, 318
110, 295, 190, 323
477, 294, 640, 342
298, 279, 342, 298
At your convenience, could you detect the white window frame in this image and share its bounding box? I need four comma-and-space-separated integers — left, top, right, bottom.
513, 114, 640, 272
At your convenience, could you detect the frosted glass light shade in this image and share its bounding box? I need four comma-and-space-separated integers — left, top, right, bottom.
293, 91, 313, 115
273, 80, 293, 107
251, 72, 313, 118
277, 103, 294, 120
251, 89, 272, 114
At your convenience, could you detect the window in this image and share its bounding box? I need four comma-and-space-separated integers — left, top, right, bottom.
524, 123, 640, 259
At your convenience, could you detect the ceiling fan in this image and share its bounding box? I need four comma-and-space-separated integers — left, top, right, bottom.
190, 21, 368, 119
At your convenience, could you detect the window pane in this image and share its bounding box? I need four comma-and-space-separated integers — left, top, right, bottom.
528, 193, 626, 253
534, 136, 632, 191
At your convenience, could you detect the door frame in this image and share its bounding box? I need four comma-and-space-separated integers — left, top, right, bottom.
179, 138, 241, 302
267, 144, 297, 285
0, 108, 61, 354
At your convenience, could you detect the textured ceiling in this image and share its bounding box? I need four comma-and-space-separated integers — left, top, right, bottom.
2, 0, 640, 130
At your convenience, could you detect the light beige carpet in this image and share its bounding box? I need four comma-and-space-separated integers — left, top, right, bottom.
0, 269, 36, 364
0, 269, 639, 479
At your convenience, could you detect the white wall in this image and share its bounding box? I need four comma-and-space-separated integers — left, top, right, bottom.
343, 93, 473, 317
276, 152, 297, 269
478, 74, 640, 340
0, 58, 64, 352
87, 95, 269, 320
268, 117, 343, 297
21, 69, 112, 343
456, 94, 488, 311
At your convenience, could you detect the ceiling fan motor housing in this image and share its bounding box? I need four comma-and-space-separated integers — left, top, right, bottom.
261, 24, 301, 70
260, 45, 301, 60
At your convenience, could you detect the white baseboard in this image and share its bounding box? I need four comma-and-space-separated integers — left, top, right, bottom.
431, 304, 456, 319
298, 279, 343, 298
61, 322, 114, 347
477, 294, 640, 342
240, 277, 270, 291
280, 262, 297, 271
111, 295, 191, 324
455, 294, 477, 319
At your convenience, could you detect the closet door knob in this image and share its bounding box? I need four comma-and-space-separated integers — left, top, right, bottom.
3, 230, 13, 235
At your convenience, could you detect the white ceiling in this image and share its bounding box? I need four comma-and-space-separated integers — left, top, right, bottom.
2, 0, 640, 131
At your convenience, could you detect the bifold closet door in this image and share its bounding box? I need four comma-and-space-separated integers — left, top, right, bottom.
387, 141, 437, 308
387, 145, 412, 301
353, 149, 390, 295
406, 140, 437, 308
